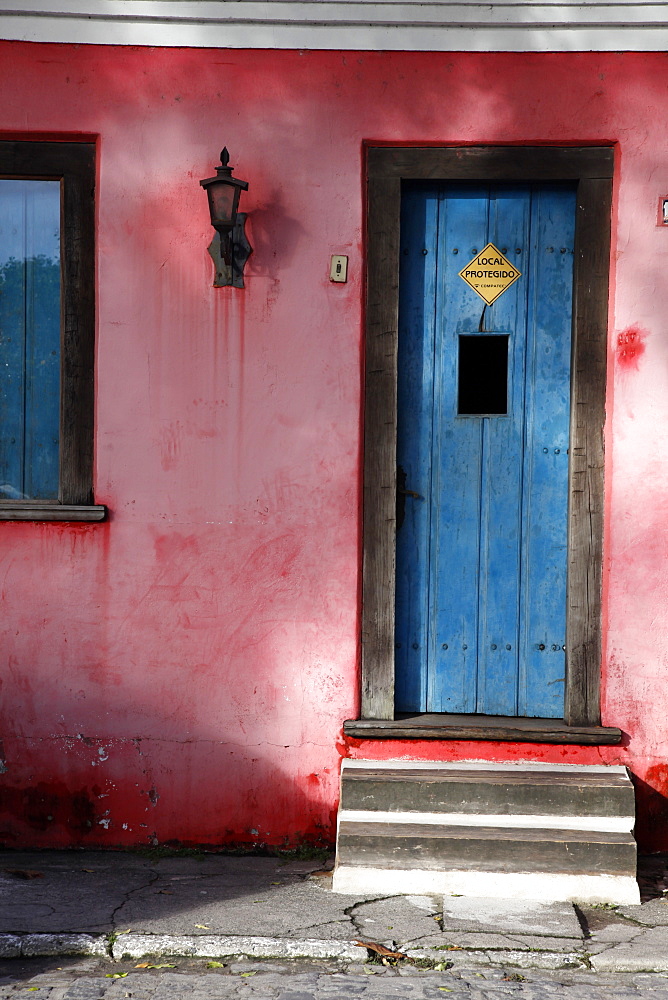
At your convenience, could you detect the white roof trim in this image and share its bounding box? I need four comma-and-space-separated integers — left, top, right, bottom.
1, 1, 668, 51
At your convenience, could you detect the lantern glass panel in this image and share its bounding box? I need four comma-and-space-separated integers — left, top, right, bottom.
208, 183, 238, 230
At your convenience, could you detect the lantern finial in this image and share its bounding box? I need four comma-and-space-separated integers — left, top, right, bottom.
220, 147, 230, 168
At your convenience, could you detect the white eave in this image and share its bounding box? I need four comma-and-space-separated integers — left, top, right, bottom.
0, 0, 667, 51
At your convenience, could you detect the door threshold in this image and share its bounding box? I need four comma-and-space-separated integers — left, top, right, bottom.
343, 713, 622, 745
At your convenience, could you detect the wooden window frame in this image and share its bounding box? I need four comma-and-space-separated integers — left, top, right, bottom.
360, 145, 613, 729
0, 139, 104, 522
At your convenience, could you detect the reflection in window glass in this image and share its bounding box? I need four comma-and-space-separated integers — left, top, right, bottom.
0, 180, 60, 500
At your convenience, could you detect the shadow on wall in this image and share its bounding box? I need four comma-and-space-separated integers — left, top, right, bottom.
0, 732, 339, 852
633, 766, 668, 854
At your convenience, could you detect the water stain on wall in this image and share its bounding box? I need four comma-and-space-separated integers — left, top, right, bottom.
0, 781, 100, 840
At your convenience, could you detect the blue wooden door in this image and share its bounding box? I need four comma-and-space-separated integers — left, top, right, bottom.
395, 183, 575, 718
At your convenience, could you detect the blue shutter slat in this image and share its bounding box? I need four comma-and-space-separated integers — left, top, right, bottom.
0, 183, 28, 499
23, 182, 61, 500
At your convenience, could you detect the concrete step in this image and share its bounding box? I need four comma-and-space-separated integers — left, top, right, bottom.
333, 760, 639, 904
341, 763, 635, 818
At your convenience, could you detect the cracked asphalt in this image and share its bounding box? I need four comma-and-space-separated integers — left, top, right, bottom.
1, 851, 668, 982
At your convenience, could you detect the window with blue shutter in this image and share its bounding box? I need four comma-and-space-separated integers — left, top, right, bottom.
0, 180, 61, 500
0, 140, 104, 522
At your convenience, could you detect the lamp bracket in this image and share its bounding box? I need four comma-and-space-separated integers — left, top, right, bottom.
207, 212, 252, 288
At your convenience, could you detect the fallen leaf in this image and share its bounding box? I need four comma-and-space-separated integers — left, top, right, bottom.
134, 963, 150, 968
240, 972, 256, 977
363, 967, 376, 975
81, 869, 96, 873
194, 923, 210, 929
4, 869, 43, 879
354, 940, 407, 959
148, 964, 176, 969
206, 961, 226, 969
438, 989, 454, 993
106, 973, 128, 979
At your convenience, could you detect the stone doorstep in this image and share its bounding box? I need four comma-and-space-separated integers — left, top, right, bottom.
340, 768, 636, 820
335, 761, 638, 909
331, 866, 641, 905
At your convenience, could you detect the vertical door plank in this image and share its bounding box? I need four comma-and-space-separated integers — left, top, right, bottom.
428, 186, 488, 713
476, 187, 531, 716
395, 186, 439, 711
519, 185, 575, 718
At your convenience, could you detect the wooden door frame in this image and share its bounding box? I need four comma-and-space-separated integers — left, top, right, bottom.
361, 145, 613, 726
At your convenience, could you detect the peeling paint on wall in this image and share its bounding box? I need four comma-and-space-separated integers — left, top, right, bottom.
616, 324, 647, 370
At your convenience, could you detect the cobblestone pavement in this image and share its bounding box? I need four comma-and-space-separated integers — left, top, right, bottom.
2, 956, 668, 1000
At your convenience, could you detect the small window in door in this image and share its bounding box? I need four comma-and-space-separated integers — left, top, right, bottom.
457, 334, 509, 415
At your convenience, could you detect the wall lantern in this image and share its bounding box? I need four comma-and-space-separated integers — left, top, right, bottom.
200, 147, 252, 288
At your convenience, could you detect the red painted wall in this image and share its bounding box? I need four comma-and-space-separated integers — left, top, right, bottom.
1, 43, 668, 851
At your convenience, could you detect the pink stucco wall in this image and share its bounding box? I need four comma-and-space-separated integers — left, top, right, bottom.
1, 43, 668, 851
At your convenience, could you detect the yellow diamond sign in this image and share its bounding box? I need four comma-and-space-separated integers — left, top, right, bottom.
458, 243, 522, 305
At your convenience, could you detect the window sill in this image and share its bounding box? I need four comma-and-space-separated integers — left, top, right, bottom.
0, 503, 106, 522
343, 713, 622, 746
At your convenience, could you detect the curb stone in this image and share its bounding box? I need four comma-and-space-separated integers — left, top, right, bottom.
405, 948, 587, 971
111, 934, 363, 961
3, 929, 668, 973
0, 936, 20, 959
0, 934, 107, 958
475, 950, 587, 971
591, 953, 668, 973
